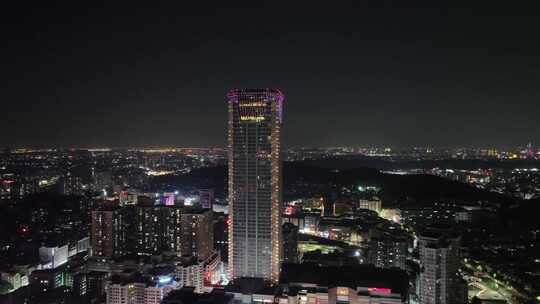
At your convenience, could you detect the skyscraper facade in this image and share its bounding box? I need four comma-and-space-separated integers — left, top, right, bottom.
418, 230, 464, 304
282, 223, 299, 264
227, 88, 284, 282
133, 204, 182, 256
180, 209, 213, 260
91, 208, 126, 258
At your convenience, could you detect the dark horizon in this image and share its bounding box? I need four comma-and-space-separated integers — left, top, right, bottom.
2, 2, 539, 148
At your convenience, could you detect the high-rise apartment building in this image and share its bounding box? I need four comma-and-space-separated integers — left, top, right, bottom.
418, 230, 463, 304
134, 204, 182, 256
92, 203, 211, 259
60, 174, 83, 195
367, 233, 409, 270
91, 208, 127, 258
198, 189, 214, 209
282, 223, 299, 264
92, 170, 113, 193
180, 209, 213, 260
227, 88, 283, 282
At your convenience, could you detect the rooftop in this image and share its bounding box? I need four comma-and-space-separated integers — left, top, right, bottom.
280, 263, 409, 296
162, 287, 233, 304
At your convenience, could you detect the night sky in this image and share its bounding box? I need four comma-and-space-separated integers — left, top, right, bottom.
2, 2, 539, 148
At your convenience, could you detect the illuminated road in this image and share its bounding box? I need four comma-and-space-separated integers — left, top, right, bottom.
463, 261, 528, 304
468, 282, 506, 302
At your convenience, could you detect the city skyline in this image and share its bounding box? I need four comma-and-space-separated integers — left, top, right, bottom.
2, 2, 540, 304
2, 2, 540, 148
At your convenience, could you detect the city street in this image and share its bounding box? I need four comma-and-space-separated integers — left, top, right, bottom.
464, 261, 528, 304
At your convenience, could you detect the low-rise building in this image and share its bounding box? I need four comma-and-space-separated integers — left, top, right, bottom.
105, 274, 176, 304
175, 257, 204, 293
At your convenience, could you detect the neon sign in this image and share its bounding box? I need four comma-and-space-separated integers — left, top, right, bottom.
368, 287, 391, 294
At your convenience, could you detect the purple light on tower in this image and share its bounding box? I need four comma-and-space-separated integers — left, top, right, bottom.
273, 88, 284, 123
226, 88, 284, 122
226, 89, 239, 103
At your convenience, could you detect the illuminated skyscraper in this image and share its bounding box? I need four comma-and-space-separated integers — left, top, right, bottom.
227, 88, 283, 282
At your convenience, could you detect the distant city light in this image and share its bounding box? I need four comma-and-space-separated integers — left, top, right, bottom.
147, 170, 175, 176
357, 185, 381, 192
284, 206, 293, 215
158, 276, 172, 284
184, 197, 195, 206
